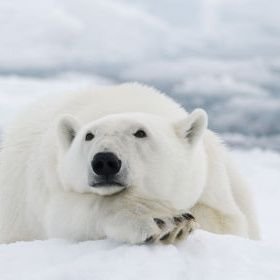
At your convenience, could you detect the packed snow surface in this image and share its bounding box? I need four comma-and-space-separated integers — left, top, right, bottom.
1, 230, 279, 280
0, 149, 279, 280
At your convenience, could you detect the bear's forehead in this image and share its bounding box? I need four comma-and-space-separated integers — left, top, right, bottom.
84, 113, 168, 131
90, 118, 144, 131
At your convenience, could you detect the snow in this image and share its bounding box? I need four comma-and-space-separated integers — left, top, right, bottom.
1, 230, 280, 280
233, 149, 280, 242
0, 73, 111, 128
0, 149, 279, 280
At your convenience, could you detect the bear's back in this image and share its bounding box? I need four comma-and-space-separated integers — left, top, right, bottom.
3, 83, 187, 145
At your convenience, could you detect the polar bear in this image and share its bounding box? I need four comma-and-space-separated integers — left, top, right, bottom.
0, 83, 259, 244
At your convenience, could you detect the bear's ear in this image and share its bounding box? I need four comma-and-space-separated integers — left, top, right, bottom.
57, 115, 81, 151
175, 109, 208, 145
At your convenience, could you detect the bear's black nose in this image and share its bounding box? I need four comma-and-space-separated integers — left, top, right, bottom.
91, 152, 122, 176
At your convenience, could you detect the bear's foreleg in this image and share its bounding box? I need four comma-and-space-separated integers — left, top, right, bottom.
45, 191, 198, 244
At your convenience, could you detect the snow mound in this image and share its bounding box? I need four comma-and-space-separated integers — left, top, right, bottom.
0, 231, 279, 280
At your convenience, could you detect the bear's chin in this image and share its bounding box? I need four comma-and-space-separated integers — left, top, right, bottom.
90, 185, 127, 196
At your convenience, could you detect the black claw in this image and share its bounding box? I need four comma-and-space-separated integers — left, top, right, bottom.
145, 236, 154, 243
160, 233, 170, 241
154, 218, 165, 229
176, 229, 184, 239
174, 216, 183, 224
182, 213, 195, 220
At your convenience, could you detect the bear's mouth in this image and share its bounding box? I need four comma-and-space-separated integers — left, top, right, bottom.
91, 181, 125, 188
88, 173, 127, 195
89, 180, 126, 196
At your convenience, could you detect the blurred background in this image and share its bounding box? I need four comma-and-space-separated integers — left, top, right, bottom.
0, 0, 279, 151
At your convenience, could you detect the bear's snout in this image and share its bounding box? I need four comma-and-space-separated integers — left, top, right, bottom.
91, 152, 122, 177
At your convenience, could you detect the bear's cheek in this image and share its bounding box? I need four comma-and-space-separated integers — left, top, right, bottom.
58, 153, 89, 192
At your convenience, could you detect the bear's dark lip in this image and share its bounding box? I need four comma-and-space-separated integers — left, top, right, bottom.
90, 181, 125, 188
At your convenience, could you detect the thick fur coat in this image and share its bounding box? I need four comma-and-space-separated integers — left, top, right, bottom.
0, 83, 259, 244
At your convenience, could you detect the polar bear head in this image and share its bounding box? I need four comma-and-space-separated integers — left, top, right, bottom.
56, 110, 207, 206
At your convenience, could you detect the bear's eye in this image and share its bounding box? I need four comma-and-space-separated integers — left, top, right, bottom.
133, 129, 147, 138
85, 132, 94, 141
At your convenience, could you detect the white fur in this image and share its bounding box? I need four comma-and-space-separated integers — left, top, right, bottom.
0, 83, 259, 244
